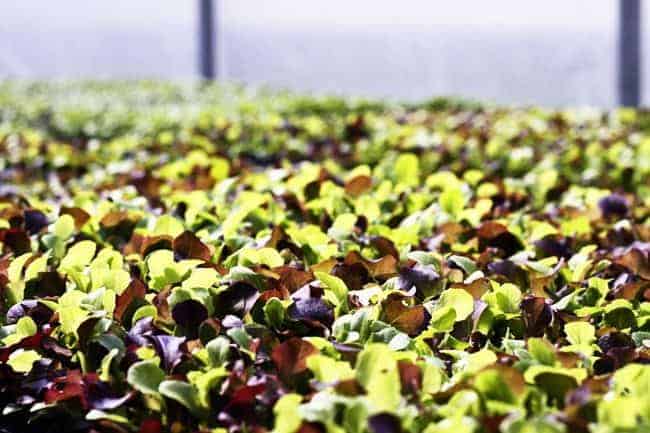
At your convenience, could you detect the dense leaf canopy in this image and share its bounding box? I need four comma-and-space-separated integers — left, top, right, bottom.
0, 82, 649, 433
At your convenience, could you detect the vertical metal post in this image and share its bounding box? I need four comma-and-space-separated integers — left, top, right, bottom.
199, 0, 216, 80
619, 0, 641, 107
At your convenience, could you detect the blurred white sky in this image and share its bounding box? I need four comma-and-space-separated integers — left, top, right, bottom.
2, 0, 613, 30
0, 0, 641, 106
224, 0, 612, 31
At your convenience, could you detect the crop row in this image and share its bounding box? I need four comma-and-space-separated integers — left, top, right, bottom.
0, 83, 649, 433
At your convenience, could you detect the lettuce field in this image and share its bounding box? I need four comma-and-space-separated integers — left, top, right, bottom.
0, 82, 649, 433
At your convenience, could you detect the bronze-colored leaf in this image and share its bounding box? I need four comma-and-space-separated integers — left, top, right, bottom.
381, 293, 430, 336
173, 231, 212, 261
271, 337, 317, 381
344, 175, 372, 197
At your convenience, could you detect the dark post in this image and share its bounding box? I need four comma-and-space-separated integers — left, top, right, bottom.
619, 0, 641, 107
199, 0, 216, 80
